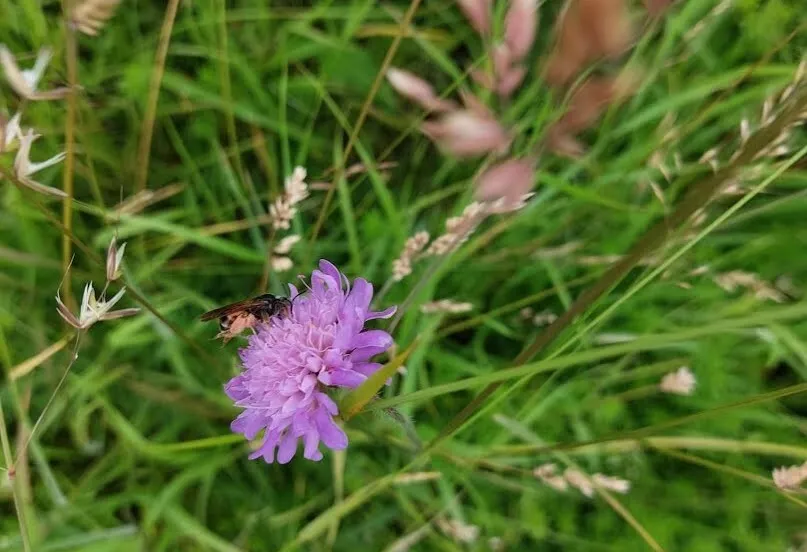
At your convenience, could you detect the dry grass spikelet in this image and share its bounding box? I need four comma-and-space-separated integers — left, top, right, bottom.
772, 461, 807, 491
420, 300, 474, 314
391, 231, 430, 282
70, 0, 122, 36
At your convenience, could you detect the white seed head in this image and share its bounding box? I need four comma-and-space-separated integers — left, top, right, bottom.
270, 167, 309, 230
420, 299, 474, 314
772, 461, 807, 490
70, 0, 121, 36
592, 473, 631, 494
436, 518, 480, 544
274, 234, 301, 255
270, 256, 293, 272
12, 128, 68, 198
391, 231, 430, 282
659, 366, 697, 396
0, 45, 70, 100
56, 282, 138, 330
563, 468, 594, 498
106, 237, 126, 281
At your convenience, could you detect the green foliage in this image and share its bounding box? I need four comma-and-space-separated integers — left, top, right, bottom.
0, 0, 806, 551
737, 0, 798, 55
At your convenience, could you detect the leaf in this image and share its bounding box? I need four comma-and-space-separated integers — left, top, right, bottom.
339, 338, 419, 420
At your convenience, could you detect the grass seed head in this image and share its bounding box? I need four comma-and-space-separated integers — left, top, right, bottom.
659, 366, 697, 395
70, 0, 122, 36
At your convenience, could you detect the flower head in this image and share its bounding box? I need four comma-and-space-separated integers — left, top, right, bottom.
13, 129, 68, 198
270, 167, 309, 230
504, 0, 538, 61
475, 157, 536, 204
421, 110, 511, 158
226, 260, 396, 464
56, 282, 139, 330
386, 68, 457, 112
457, 0, 492, 36
70, 0, 121, 36
0, 45, 70, 101
106, 237, 126, 281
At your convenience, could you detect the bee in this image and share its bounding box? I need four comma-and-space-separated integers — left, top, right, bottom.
200, 294, 291, 343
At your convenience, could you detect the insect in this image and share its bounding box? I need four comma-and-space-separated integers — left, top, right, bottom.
200, 294, 292, 343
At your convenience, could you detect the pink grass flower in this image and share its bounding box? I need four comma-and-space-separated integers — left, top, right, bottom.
497, 66, 528, 97
421, 110, 511, 157
386, 68, 457, 113
492, 44, 514, 79
475, 157, 536, 203
225, 260, 396, 464
457, 0, 492, 36
504, 0, 538, 61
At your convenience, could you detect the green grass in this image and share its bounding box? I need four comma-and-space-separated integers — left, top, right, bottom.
1, 1, 807, 550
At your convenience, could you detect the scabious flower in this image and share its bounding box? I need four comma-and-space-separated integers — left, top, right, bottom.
225, 260, 396, 464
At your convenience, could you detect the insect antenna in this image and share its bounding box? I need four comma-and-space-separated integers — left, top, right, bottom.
290, 274, 313, 304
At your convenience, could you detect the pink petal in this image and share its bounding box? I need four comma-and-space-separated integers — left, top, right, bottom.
365, 305, 396, 321
347, 278, 373, 314
457, 0, 492, 36
303, 431, 323, 461
352, 329, 393, 352
319, 368, 366, 388
352, 362, 382, 376
276, 432, 298, 464
314, 409, 348, 450
317, 259, 342, 288
249, 432, 280, 463
505, 0, 538, 60
316, 392, 339, 416
475, 157, 536, 203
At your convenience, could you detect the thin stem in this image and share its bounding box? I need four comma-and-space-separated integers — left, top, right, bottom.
14, 333, 82, 469
135, 0, 181, 192
388, 255, 445, 334
653, 447, 807, 509
595, 384, 659, 406
217, 0, 251, 200
258, 226, 278, 293
61, 5, 79, 310
483, 436, 807, 460
0, 398, 32, 552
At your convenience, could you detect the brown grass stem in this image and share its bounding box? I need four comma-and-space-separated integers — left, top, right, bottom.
135, 0, 181, 192
483, 436, 807, 460
0, 398, 32, 552
61, 5, 79, 310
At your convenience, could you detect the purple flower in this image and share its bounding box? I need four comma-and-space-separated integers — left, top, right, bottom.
225, 260, 396, 464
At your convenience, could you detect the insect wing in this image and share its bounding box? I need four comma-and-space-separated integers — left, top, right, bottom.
200, 298, 263, 321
